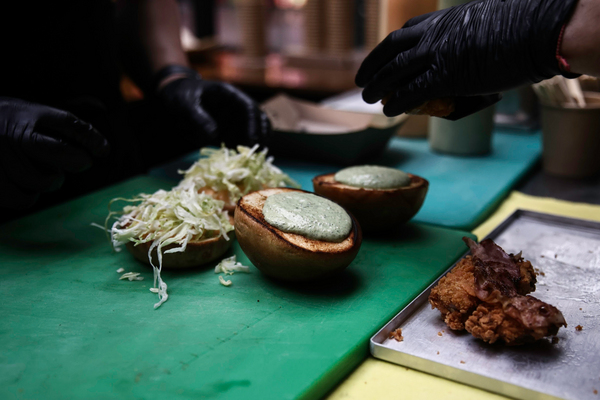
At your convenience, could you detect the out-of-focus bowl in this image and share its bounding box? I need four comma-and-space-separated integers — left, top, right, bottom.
262, 95, 407, 165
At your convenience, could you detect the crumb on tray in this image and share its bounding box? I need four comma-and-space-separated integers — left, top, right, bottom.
576, 325, 583, 331
389, 328, 403, 342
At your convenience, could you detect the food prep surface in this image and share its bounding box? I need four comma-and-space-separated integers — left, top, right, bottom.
0, 175, 472, 400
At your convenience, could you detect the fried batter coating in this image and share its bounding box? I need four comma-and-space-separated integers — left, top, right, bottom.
429, 256, 479, 330
466, 303, 535, 345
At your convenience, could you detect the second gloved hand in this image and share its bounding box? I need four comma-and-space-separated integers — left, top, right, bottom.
0, 97, 110, 209
355, 0, 578, 119
156, 66, 271, 148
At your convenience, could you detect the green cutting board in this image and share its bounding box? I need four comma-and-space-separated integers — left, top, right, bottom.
0, 176, 473, 400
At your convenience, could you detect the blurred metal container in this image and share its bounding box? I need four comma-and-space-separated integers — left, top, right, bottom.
236, 0, 267, 57
303, 0, 324, 51
325, 0, 354, 55
438, 0, 471, 9
541, 92, 600, 178
428, 106, 495, 156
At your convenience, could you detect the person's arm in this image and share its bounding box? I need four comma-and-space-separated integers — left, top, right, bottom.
0, 98, 110, 209
117, 0, 189, 94
116, 0, 271, 148
561, 0, 600, 76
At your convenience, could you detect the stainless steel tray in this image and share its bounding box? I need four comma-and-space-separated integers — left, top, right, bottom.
371, 210, 600, 400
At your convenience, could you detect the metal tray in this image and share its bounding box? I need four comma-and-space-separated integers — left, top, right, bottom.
371, 210, 600, 400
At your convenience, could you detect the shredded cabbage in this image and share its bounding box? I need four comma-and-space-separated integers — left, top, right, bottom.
119, 272, 144, 281
214, 255, 250, 286
108, 183, 234, 309
218, 275, 232, 287
215, 255, 251, 275
177, 144, 299, 204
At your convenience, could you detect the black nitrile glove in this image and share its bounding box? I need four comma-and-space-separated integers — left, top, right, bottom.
155, 65, 271, 148
0, 98, 110, 209
356, 0, 579, 120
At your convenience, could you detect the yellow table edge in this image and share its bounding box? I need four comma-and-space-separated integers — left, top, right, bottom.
326, 191, 600, 400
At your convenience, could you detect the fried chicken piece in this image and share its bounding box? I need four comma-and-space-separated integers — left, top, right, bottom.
466, 297, 565, 345
429, 237, 565, 345
465, 303, 519, 345
429, 251, 536, 331
429, 256, 480, 330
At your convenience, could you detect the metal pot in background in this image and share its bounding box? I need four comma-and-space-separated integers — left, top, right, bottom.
428, 105, 496, 156
541, 92, 600, 178
427, 0, 496, 156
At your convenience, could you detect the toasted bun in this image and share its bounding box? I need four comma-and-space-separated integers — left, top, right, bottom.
382, 96, 455, 118
312, 173, 428, 233
125, 216, 235, 269
408, 98, 455, 118
234, 188, 362, 282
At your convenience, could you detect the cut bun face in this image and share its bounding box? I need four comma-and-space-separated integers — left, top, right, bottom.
234, 188, 362, 282
312, 173, 428, 233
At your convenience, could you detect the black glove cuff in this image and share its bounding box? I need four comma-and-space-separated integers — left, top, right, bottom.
152, 65, 201, 94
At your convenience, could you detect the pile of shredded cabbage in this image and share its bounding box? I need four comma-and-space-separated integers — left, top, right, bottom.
177, 144, 299, 203
108, 184, 233, 309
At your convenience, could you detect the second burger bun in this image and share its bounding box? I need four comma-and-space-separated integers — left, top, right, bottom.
234, 188, 362, 282
125, 216, 235, 269
382, 96, 455, 118
312, 173, 428, 233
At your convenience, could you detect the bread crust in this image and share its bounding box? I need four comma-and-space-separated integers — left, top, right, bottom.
124, 216, 235, 269
381, 96, 455, 118
234, 188, 362, 281
312, 173, 428, 232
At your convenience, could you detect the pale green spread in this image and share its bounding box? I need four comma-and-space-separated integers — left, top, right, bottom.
262, 192, 352, 242
334, 165, 410, 189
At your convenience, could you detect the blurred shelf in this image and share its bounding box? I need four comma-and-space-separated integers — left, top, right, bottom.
193, 51, 359, 102
120, 50, 360, 103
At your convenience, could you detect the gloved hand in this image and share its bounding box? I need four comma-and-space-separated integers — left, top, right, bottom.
155, 65, 271, 148
356, 0, 579, 120
0, 97, 110, 209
